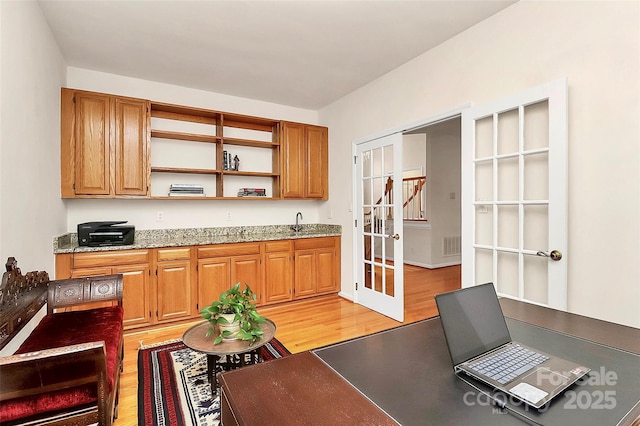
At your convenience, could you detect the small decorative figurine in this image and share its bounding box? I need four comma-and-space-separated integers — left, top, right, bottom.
233, 155, 240, 171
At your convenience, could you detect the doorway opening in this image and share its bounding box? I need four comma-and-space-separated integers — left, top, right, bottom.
402, 116, 462, 272
354, 114, 463, 322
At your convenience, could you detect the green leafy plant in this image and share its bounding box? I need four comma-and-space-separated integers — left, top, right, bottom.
200, 282, 266, 345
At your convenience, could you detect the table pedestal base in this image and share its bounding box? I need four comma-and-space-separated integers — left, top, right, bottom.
207, 349, 262, 395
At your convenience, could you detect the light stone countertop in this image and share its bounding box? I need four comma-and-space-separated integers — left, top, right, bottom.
53, 224, 342, 254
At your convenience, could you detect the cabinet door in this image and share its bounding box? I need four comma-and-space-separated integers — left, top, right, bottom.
316, 248, 337, 294
115, 97, 148, 196
198, 258, 231, 310
281, 122, 305, 198
231, 254, 262, 305
74, 91, 111, 195
294, 250, 316, 298
112, 264, 152, 329
305, 125, 328, 199
156, 260, 193, 322
264, 251, 293, 304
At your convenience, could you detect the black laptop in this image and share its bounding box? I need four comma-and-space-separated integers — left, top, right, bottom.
435, 283, 590, 409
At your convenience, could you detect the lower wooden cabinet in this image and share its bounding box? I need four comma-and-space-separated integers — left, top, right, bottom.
156, 247, 195, 323
294, 237, 340, 299
198, 257, 231, 312
58, 250, 153, 328
113, 264, 152, 328
55, 236, 340, 330
231, 255, 262, 304
294, 250, 317, 298
264, 241, 294, 305
316, 248, 338, 294
197, 243, 262, 310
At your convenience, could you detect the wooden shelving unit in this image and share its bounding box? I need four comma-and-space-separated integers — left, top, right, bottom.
150, 101, 281, 199
59, 87, 327, 200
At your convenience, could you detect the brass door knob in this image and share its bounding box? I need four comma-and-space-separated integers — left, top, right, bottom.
536, 249, 563, 261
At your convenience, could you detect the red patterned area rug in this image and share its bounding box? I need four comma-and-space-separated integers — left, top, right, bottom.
138, 338, 291, 426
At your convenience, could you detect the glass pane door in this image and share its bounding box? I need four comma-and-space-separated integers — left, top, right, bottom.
355, 133, 404, 321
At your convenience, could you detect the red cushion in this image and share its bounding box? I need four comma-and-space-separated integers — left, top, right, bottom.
0, 306, 123, 423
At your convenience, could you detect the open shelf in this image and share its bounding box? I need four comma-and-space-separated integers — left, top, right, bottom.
151, 130, 220, 144
223, 115, 279, 133
151, 167, 220, 175
151, 102, 221, 123
223, 137, 278, 148
149, 101, 282, 199
222, 170, 278, 177
150, 196, 280, 200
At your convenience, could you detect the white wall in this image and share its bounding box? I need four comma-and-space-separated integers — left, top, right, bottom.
0, 1, 66, 273
425, 120, 461, 267
321, 1, 640, 328
64, 68, 326, 232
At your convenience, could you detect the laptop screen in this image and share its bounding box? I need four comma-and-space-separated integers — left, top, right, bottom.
435, 283, 512, 366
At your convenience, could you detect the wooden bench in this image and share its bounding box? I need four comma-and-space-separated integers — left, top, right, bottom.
0, 258, 124, 425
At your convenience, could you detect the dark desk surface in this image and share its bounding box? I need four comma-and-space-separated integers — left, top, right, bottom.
219, 299, 640, 425
499, 298, 640, 355
218, 351, 398, 425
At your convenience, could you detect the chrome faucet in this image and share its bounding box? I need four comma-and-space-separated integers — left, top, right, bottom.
292, 212, 303, 232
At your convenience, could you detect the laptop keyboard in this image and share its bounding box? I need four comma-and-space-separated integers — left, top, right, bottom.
469, 345, 549, 385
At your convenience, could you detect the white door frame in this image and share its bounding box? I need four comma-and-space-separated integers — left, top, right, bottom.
351, 104, 468, 318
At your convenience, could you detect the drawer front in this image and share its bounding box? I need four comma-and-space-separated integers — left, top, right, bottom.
265, 240, 292, 253
197, 243, 261, 258
72, 249, 150, 268
294, 237, 336, 250
156, 247, 191, 261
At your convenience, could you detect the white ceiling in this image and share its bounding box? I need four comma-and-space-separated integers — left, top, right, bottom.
39, 0, 516, 110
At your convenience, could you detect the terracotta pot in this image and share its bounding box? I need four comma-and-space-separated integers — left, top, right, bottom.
218, 313, 240, 341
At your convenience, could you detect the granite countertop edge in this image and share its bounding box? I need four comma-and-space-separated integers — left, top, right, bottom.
53, 224, 342, 254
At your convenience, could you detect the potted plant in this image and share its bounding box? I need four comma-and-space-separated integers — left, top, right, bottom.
200, 282, 266, 345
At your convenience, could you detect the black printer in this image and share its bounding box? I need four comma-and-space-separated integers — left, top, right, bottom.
77, 221, 135, 247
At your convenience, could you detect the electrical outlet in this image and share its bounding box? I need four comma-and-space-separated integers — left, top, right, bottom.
156, 211, 164, 222
226, 211, 232, 221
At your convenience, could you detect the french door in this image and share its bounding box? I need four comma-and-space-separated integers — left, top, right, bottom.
354, 133, 404, 322
461, 79, 568, 309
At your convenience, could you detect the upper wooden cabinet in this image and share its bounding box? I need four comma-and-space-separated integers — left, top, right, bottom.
115, 97, 149, 195
281, 122, 304, 198
61, 88, 149, 198
60, 88, 329, 200
281, 122, 328, 200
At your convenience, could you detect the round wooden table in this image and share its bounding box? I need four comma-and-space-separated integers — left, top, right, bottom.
182, 318, 276, 395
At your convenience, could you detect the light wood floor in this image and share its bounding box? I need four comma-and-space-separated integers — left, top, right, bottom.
115, 264, 461, 425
